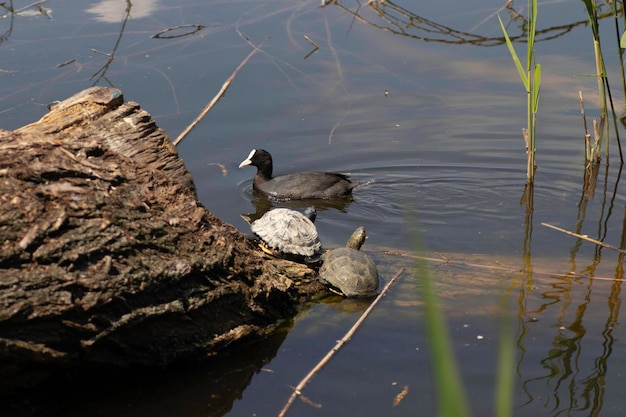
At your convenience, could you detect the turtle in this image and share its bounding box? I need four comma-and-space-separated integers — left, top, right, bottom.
318, 226, 379, 298
250, 206, 322, 262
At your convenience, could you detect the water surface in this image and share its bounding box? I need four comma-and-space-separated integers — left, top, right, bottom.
2, 0, 626, 416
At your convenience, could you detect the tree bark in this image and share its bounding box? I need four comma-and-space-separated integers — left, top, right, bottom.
0, 87, 322, 391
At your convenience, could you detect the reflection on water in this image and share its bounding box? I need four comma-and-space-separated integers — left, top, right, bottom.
234, 157, 626, 416
510, 161, 626, 415
510, 159, 626, 416
328, 0, 618, 46
238, 179, 354, 223
515, 272, 622, 416
86, 0, 159, 23
12, 325, 292, 417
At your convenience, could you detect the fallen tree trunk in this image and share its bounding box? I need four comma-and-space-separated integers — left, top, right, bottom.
0, 87, 322, 391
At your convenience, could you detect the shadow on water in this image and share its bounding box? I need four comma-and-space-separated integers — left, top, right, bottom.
4, 323, 293, 417
237, 179, 354, 223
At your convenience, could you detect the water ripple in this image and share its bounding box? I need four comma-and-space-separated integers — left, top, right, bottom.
237, 162, 590, 252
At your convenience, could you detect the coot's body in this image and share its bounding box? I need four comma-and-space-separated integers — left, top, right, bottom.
239, 149, 354, 201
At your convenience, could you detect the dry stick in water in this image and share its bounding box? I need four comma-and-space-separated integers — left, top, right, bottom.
579, 91, 592, 161
277, 268, 405, 417
303, 34, 320, 49
542, 222, 626, 255
377, 249, 626, 282
172, 39, 266, 147
303, 35, 320, 60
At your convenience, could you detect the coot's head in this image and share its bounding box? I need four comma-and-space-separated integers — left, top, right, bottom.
239, 149, 273, 179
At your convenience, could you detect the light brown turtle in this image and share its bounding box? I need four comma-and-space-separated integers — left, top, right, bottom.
250, 206, 322, 262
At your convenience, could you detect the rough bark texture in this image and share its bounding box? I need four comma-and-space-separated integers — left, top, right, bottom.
0, 87, 322, 393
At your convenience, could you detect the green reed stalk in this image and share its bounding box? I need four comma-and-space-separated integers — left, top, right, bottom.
615, 4, 626, 112
498, 0, 541, 183
409, 221, 470, 417
582, 0, 626, 162
582, 0, 616, 162
604, 0, 625, 163
593, 39, 607, 161
410, 216, 515, 417
494, 312, 515, 417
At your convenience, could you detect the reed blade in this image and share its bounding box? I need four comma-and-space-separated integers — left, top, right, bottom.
497, 15, 529, 91
532, 63, 541, 113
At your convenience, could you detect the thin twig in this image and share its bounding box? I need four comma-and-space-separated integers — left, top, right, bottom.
592, 118, 601, 161
541, 222, 626, 254
303, 34, 320, 49
522, 128, 530, 155
579, 91, 592, 161
14, 0, 48, 14
172, 38, 266, 147
603, 72, 624, 163
579, 91, 588, 133
277, 268, 405, 417
303, 35, 320, 60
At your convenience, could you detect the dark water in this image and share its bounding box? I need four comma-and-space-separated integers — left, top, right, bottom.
3, 0, 626, 416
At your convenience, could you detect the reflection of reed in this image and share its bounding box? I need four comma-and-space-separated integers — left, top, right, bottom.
516, 162, 625, 415
515, 180, 534, 413
572, 162, 599, 261
519, 182, 534, 279
518, 270, 618, 416
575, 161, 624, 265
598, 164, 624, 251
328, 0, 619, 46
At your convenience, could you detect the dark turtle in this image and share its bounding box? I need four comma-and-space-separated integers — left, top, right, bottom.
250, 206, 322, 261
318, 226, 379, 298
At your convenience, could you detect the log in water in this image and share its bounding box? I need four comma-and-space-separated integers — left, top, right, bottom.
0, 87, 321, 397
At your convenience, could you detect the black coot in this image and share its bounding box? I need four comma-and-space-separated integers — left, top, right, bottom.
238, 149, 355, 201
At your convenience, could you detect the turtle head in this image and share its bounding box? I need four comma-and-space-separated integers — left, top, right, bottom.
346, 226, 366, 250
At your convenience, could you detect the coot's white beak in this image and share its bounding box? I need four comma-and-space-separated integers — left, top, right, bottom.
238, 149, 256, 168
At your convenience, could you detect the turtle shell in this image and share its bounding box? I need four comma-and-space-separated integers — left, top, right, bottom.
319, 247, 379, 297
251, 208, 321, 257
